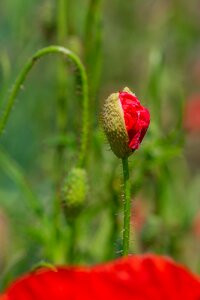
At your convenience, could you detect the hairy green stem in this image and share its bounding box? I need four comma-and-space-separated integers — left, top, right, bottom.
0, 46, 89, 167
122, 157, 131, 256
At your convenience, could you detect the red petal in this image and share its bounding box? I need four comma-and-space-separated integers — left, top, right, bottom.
2, 255, 200, 300
119, 91, 150, 151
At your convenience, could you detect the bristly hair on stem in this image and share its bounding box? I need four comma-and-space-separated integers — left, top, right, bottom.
122, 157, 131, 256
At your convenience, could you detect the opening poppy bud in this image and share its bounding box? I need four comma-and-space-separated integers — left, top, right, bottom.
101, 87, 150, 158
61, 168, 88, 219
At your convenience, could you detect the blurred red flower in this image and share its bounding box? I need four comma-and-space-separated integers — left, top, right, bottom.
184, 95, 200, 133
1, 254, 200, 300
131, 197, 148, 233
192, 211, 200, 240
119, 91, 150, 150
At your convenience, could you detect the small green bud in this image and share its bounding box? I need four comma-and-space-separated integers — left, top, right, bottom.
61, 168, 88, 219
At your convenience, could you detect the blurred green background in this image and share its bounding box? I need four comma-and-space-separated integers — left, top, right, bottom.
0, 0, 200, 290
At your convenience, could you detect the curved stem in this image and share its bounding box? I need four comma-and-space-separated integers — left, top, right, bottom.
0, 46, 89, 167
122, 157, 131, 256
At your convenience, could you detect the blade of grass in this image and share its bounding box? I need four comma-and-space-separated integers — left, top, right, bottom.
0, 147, 43, 217
56, 0, 69, 180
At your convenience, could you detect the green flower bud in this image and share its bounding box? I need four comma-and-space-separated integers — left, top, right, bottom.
61, 168, 88, 219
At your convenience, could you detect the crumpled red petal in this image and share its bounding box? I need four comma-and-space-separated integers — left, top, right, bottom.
119, 91, 150, 150
1, 255, 200, 300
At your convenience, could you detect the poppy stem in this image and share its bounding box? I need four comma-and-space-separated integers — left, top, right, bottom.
122, 157, 131, 256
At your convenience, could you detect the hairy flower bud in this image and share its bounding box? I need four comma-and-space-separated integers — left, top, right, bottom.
101, 87, 150, 158
61, 168, 88, 219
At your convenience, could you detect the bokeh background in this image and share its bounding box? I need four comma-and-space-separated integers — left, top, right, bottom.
0, 0, 200, 290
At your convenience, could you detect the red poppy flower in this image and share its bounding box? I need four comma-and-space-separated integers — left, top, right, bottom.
1, 255, 200, 300
101, 87, 150, 158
